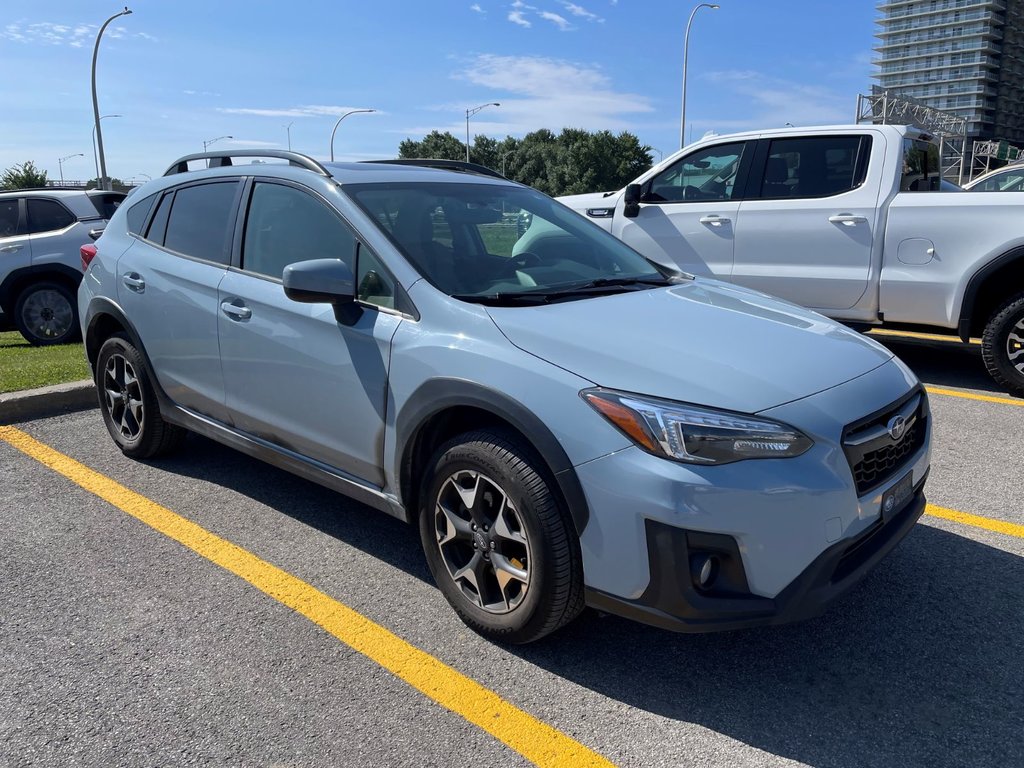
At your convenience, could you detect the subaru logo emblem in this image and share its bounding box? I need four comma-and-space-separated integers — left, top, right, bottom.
887, 415, 907, 442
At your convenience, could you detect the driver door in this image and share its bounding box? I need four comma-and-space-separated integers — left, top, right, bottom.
615, 141, 751, 278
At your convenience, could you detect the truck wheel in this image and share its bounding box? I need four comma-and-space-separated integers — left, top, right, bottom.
95, 334, 186, 458
419, 429, 584, 644
982, 292, 1024, 397
14, 281, 81, 346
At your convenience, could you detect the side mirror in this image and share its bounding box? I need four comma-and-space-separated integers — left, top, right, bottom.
623, 183, 642, 218
284, 258, 362, 325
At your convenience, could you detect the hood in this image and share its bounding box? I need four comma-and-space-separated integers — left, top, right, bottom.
556, 191, 620, 212
486, 279, 894, 413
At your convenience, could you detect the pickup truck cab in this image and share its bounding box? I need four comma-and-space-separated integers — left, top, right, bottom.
557, 124, 1024, 396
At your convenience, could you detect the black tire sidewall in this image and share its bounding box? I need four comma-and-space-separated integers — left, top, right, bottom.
418, 433, 575, 642
982, 294, 1024, 397
14, 281, 80, 346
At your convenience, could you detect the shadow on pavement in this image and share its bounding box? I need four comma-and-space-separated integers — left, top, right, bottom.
872, 336, 1001, 394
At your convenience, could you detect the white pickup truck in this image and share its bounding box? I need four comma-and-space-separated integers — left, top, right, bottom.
556, 124, 1024, 396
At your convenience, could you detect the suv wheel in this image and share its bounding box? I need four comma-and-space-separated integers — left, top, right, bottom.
95, 334, 186, 458
419, 430, 584, 644
14, 281, 80, 346
982, 292, 1024, 398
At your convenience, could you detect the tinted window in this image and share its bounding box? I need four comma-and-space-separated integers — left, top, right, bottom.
0, 199, 19, 238
900, 138, 941, 192
759, 136, 870, 198
975, 169, 1024, 192
126, 193, 157, 235
88, 192, 126, 219
146, 193, 172, 244
356, 244, 396, 310
242, 182, 355, 279
27, 199, 76, 233
163, 182, 237, 263
646, 142, 747, 202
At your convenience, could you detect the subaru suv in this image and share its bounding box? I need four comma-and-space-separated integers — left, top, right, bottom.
79, 150, 931, 643
0, 188, 125, 344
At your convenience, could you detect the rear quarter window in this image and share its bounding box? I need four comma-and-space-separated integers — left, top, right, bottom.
126, 193, 158, 236
88, 192, 126, 219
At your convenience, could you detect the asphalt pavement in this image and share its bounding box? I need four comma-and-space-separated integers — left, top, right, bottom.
1, 334, 1022, 767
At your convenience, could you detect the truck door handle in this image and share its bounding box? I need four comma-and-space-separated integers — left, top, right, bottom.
699, 215, 730, 227
828, 214, 867, 226
121, 272, 145, 292
220, 300, 252, 321
0, 244, 25, 253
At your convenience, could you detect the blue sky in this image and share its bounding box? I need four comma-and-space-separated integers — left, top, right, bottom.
0, 1, 878, 184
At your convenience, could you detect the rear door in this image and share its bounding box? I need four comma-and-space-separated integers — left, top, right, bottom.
0, 197, 31, 289
217, 179, 402, 486
116, 180, 240, 422
731, 133, 880, 310
25, 197, 79, 271
613, 141, 752, 278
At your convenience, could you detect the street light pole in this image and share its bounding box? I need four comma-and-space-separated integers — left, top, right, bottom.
58, 153, 84, 185
465, 102, 500, 163
91, 6, 132, 191
501, 150, 516, 178
329, 109, 376, 162
92, 114, 121, 185
203, 135, 233, 152
284, 122, 294, 151
680, 2, 719, 150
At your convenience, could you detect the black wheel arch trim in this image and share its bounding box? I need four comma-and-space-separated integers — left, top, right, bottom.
958, 245, 1024, 341
396, 378, 590, 535
0, 264, 84, 314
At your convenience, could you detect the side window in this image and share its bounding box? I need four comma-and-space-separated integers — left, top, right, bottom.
163, 182, 238, 264
759, 136, 870, 199
977, 171, 1024, 192
126, 193, 157, 236
356, 245, 397, 310
242, 182, 355, 279
146, 192, 173, 245
0, 199, 19, 238
900, 138, 941, 192
645, 142, 747, 202
27, 199, 76, 233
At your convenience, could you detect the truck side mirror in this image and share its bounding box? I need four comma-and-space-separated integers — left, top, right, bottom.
624, 183, 642, 218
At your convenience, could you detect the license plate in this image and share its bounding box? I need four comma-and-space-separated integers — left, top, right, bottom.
881, 471, 914, 521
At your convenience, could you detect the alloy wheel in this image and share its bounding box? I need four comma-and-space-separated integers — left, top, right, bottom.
102, 353, 144, 440
1007, 315, 1024, 376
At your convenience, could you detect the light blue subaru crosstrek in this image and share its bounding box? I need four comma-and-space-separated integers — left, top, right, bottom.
79, 150, 931, 643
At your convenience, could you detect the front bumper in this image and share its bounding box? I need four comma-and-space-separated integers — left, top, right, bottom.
585, 473, 926, 633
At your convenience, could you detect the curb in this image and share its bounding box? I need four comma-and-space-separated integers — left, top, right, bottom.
0, 379, 97, 425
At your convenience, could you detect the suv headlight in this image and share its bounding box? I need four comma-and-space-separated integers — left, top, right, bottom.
582, 388, 813, 465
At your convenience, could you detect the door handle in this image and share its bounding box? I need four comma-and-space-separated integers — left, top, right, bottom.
220, 300, 252, 321
699, 215, 731, 227
0, 244, 24, 253
121, 272, 145, 292
828, 214, 867, 226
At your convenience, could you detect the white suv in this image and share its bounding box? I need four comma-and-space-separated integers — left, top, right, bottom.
0, 188, 124, 344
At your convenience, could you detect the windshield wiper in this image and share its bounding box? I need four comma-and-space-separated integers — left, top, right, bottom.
453, 276, 675, 306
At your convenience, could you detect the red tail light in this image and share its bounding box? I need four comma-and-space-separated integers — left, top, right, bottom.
81, 244, 98, 272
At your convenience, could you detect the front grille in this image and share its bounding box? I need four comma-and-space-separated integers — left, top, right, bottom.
842, 389, 928, 496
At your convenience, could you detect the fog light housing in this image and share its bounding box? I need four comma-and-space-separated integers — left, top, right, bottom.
691, 554, 718, 590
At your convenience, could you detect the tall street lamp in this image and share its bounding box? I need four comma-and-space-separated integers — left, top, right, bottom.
284, 122, 294, 150
329, 109, 376, 162
501, 150, 516, 178
58, 153, 84, 185
680, 2, 719, 150
91, 6, 132, 191
203, 135, 233, 151
92, 113, 121, 184
465, 102, 500, 163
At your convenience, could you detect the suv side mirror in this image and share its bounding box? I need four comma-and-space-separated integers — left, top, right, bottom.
284, 258, 361, 323
623, 183, 643, 218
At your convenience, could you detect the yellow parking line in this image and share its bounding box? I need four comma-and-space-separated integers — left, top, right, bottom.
926, 503, 1024, 540
0, 426, 614, 768
868, 328, 981, 345
925, 386, 1024, 407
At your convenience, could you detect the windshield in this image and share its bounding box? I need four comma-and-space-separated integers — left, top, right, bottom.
345, 181, 668, 300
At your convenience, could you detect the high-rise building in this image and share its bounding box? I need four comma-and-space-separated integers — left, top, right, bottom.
874, 0, 1024, 143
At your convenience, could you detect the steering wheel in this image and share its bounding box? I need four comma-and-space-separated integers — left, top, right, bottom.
499, 251, 543, 277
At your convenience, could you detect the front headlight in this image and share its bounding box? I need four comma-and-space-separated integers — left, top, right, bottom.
582, 388, 813, 465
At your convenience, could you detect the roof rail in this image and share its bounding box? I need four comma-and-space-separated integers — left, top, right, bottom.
361, 158, 506, 179
163, 149, 331, 177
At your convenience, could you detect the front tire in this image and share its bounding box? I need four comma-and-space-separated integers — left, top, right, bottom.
14, 281, 80, 346
419, 430, 584, 644
95, 334, 186, 458
981, 292, 1024, 397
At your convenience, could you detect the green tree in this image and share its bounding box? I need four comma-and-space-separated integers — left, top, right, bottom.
1, 161, 48, 190
399, 130, 466, 162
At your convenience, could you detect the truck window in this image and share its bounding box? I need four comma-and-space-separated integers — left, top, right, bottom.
757, 136, 871, 199
644, 142, 747, 203
901, 138, 941, 192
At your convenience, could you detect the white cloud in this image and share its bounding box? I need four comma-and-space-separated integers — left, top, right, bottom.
539, 11, 571, 30
217, 105, 378, 119
561, 2, 602, 22
508, 10, 531, 27
470, 3, 484, 12
0, 21, 156, 46
698, 70, 851, 133
225, 139, 280, 148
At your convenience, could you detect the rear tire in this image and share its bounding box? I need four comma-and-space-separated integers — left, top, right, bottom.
95, 334, 186, 458
981, 292, 1024, 398
14, 281, 80, 346
418, 429, 584, 644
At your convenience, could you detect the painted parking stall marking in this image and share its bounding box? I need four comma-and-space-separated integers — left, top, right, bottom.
0, 425, 614, 768
924, 385, 1024, 408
